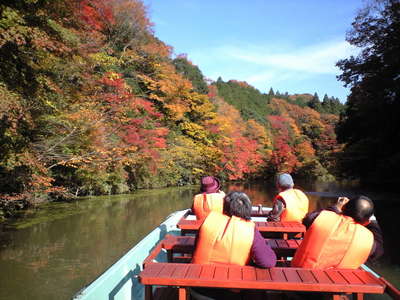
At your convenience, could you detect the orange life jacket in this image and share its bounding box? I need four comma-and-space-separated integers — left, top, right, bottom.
192, 191, 225, 220
291, 210, 374, 269
277, 188, 309, 222
192, 211, 255, 266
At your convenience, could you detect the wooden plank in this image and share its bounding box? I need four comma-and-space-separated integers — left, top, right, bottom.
242, 266, 257, 281
296, 269, 317, 284
158, 264, 177, 278
214, 265, 229, 280
283, 268, 302, 283
256, 268, 272, 281
171, 264, 189, 279
228, 266, 242, 281
141, 263, 165, 278
286, 239, 300, 248
139, 263, 385, 295
354, 270, 383, 285
178, 219, 305, 234
186, 264, 202, 279
311, 270, 333, 284
270, 268, 287, 282
200, 265, 215, 280
276, 239, 288, 249
339, 270, 364, 285
325, 269, 348, 284
143, 242, 164, 267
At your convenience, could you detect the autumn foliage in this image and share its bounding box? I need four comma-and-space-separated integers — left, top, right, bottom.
0, 0, 341, 213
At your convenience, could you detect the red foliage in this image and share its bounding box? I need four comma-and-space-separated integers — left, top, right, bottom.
207, 85, 218, 99
79, 0, 115, 32
221, 136, 263, 180
267, 115, 300, 172
270, 137, 299, 173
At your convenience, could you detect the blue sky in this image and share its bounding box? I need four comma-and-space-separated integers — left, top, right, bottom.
143, 0, 364, 102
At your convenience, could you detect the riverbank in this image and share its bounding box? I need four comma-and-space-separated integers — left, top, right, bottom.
0, 188, 78, 222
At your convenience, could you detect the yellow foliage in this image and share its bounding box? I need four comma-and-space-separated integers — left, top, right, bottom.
89, 52, 119, 69
179, 122, 208, 141
165, 103, 187, 120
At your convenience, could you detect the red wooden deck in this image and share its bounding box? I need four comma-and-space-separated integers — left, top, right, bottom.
177, 218, 305, 239
140, 262, 386, 300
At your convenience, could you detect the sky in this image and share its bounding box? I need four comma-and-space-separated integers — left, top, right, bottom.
142, 0, 365, 102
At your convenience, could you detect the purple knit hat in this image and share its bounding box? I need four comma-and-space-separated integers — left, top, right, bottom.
200, 176, 221, 193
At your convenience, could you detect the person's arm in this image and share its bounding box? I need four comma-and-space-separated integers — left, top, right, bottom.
250, 228, 277, 268
366, 219, 384, 263
267, 198, 285, 221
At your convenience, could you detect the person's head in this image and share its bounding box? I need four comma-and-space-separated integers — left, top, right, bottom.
276, 173, 294, 191
200, 176, 220, 193
223, 191, 252, 220
342, 195, 374, 224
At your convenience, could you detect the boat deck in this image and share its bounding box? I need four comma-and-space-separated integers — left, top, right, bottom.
140, 262, 385, 300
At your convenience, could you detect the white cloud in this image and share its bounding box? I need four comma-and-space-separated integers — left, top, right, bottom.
188, 39, 356, 99
222, 40, 358, 75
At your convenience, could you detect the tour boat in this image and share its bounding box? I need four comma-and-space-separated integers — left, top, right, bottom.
72, 208, 399, 300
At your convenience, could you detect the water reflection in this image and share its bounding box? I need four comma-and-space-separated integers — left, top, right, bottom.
0, 182, 398, 300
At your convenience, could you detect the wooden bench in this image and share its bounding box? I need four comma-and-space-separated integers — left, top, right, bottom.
177, 218, 305, 239
161, 234, 301, 262
184, 206, 271, 219
139, 262, 386, 300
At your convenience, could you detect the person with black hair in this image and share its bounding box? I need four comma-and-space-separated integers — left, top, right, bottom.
190, 192, 277, 300
292, 195, 384, 269
192, 191, 276, 267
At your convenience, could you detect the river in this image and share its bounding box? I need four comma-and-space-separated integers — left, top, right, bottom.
0, 181, 398, 299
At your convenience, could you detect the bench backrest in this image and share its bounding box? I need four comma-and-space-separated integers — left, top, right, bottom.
177, 219, 305, 233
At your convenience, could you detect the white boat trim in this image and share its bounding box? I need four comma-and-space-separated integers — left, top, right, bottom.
73, 209, 188, 300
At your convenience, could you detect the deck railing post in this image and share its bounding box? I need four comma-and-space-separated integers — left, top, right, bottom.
178, 287, 188, 300
145, 285, 153, 300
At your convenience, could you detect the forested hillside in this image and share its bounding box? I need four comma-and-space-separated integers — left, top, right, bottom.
0, 0, 343, 216
336, 0, 400, 185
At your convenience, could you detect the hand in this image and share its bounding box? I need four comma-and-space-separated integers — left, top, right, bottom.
335, 197, 349, 212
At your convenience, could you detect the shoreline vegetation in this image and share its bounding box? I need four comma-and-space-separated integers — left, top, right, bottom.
1, 0, 399, 220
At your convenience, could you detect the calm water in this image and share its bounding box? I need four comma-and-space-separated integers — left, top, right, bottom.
0, 181, 398, 299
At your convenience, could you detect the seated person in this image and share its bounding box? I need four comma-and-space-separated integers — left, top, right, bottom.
191, 192, 276, 300
192, 176, 225, 220
192, 191, 276, 267
267, 173, 309, 222
292, 195, 384, 269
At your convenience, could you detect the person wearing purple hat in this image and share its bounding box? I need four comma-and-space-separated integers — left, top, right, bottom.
192, 176, 225, 220
267, 173, 309, 222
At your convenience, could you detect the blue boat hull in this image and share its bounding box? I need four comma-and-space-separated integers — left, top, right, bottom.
72, 209, 188, 300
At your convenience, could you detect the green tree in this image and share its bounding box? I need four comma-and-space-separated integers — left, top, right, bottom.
336, 0, 400, 185
308, 92, 322, 112
213, 79, 271, 125
268, 87, 275, 96
173, 55, 208, 94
